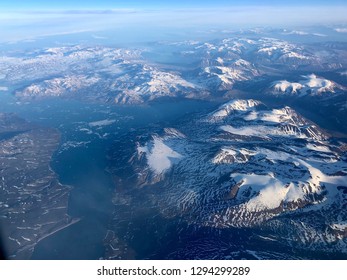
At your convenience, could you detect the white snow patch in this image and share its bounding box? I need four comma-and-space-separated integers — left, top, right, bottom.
283, 52, 309, 60
285, 183, 305, 202
306, 143, 331, 153
212, 99, 262, 118
303, 74, 332, 89
220, 125, 274, 138
138, 137, 183, 175
243, 111, 258, 121
312, 33, 327, 37
216, 57, 224, 64
335, 28, 347, 33
260, 109, 293, 123
163, 128, 186, 139
256, 148, 291, 161
272, 74, 343, 95
213, 147, 255, 164
273, 80, 303, 93
285, 30, 309, 35
89, 119, 116, 127
232, 173, 289, 210
147, 70, 195, 93
232, 173, 305, 211
242, 108, 296, 124
258, 46, 278, 56
331, 223, 347, 231
79, 128, 93, 134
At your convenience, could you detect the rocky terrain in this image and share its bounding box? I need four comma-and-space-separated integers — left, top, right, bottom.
0, 114, 77, 259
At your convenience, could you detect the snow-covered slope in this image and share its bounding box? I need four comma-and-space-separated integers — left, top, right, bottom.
16, 75, 100, 98
112, 64, 201, 104
137, 136, 183, 176
209, 99, 264, 119
271, 74, 346, 96
127, 99, 347, 253
198, 58, 260, 91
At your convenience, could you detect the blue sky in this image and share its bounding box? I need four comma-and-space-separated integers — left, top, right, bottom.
1, 0, 347, 10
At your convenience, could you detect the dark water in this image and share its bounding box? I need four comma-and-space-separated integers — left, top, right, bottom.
0, 91, 217, 259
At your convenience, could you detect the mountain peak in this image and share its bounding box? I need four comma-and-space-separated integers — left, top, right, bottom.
271, 74, 345, 96
210, 99, 264, 119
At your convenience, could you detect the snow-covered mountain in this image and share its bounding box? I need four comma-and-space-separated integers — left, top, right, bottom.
188, 39, 261, 90
111, 64, 202, 104
1, 37, 347, 104
271, 74, 346, 96
255, 38, 314, 67
209, 99, 265, 119
16, 75, 101, 98
198, 58, 260, 91
126, 99, 347, 254
8, 46, 202, 104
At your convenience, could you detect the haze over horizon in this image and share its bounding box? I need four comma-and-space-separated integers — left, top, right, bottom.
1, 0, 347, 9
0, 0, 347, 43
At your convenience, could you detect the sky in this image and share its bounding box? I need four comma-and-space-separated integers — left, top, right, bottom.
0, 0, 347, 43
1, 0, 347, 10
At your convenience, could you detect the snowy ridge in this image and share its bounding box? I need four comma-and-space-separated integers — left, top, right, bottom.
271, 74, 346, 96
256, 38, 312, 63
212, 148, 254, 164
17, 75, 100, 98
112, 64, 201, 104
210, 99, 263, 119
